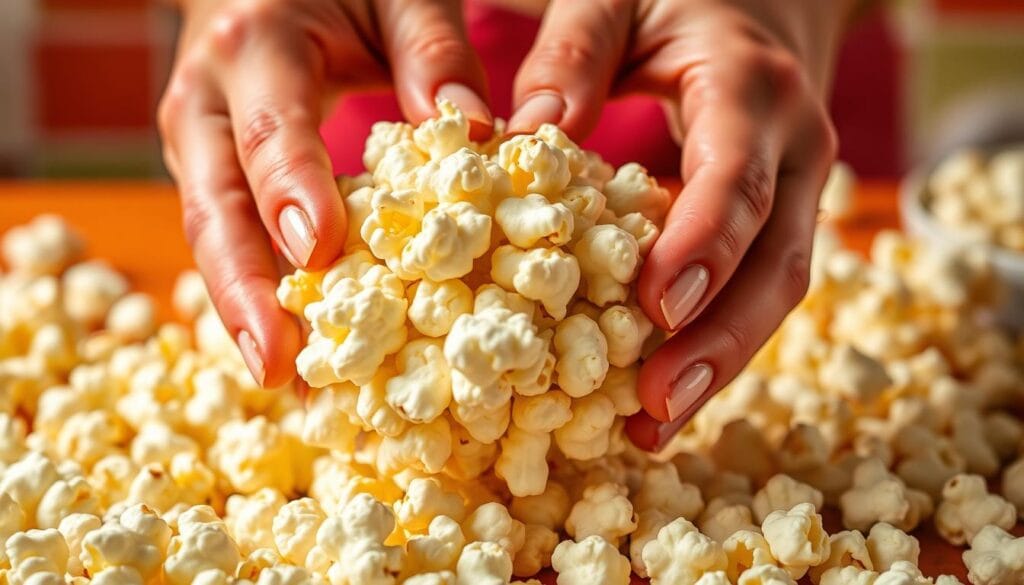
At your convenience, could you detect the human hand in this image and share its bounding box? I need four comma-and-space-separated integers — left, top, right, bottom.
158, 0, 491, 386
506, 0, 850, 450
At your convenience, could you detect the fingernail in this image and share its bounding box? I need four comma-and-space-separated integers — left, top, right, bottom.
278, 205, 316, 267
654, 418, 687, 452
237, 330, 266, 386
660, 264, 709, 329
436, 82, 493, 127
665, 362, 713, 421
507, 92, 566, 134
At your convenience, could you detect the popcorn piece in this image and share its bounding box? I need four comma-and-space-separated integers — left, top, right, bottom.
408, 279, 474, 338
634, 463, 705, 520
761, 503, 830, 579
404, 515, 465, 576
511, 391, 572, 434
495, 425, 551, 497
509, 482, 571, 531
565, 482, 637, 546
739, 564, 799, 585
62, 261, 129, 326
819, 344, 891, 406
552, 392, 616, 460
491, 245, 580, 319
495, 194, 574, 248
613, 212, 660, 256
225, 488, 286, 555
962, 525, 1024, 585
428, 148, 495, 210
934, 473, 1016, 546
376, 417, 453, 475
951, 411, 1001, 478
865, 523, 919, 572
497, 135, 571, 197
272, 498, 325, 565
386, 339, 452, 424
364, 121, 414, 173
414, 99, 471, 161
208, 416, 294, 495
5, 528, 69, 577
163, 512, 242, 585
1, 214, 83, 275
552, 314, 608, 398
552, 535, 632, 585
317, 494, 402, 584
0, 452, 59, 521
573, 225, 640, 306
839, 459, 932, 532
374, 142, 428, 190
555, 185, 607, 238
700, 498, 759, 543
463, 502, 526, 559
598, 305, 653, 368
595, 366, 642, 416
808, 531, 873, 583
642, 518, 728, 585
394, 478, 467, 534
444, 307, 544, 387
1002, 457, 1024, 518
59, 513, 101, 576
723, 530, 778, 583
402, 202, 492, 281
456, 541, 513, 585
603, 163, 671, 224
752, 474, 824, 524
296, 261, 408, 387
105, 293, 157, 343
630, 509, 672, 578
513, 524, 558, 577
80, 505, 171, 581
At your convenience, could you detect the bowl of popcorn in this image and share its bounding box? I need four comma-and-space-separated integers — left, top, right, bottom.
3, 101, 1024, 585
900, 146, 1024, 327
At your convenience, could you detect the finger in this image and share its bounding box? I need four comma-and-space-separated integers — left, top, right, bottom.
629, 131, 835, 451
374, 0, 493, 139
213, 33, 345, 272
636, 49, 804, 332
506, 0, 634, 137
161, 84, 300, 388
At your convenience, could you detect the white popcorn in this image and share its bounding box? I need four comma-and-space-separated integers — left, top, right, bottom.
555, 184, 607, 238
317, 493, 402, 584
552, 314, 608, 398
723, 530, 778, 583
401, 202, 492, 282
552, 535, 631, 585
808, 530, 873, 583
62, 261, 129, 326
60, 513, 100, 576
1002, 457, 1024, 518
5, 527, 69, 577
565, 482, 637, 546
35, 473, 99, 529
414, 99, 470, 161
934, 473, 1016, 546
163, 513, 241, 585
509, 482, 571, 531
296, 261, 408, 387
642, 518, 728, 585
490, 245, 580, 319
456, 541, 513, 585
1, 214, 83, 275
376, 417, 453, 475
634, 463, 705, 520
495, 194, 574, 248
573, 225, 641, 306
819, 344, 892, 405
595, 366, 642, 416
839, 459, 932, 532
629, 509, 672, 578
761, 503, 830, 579
603, 162, 671, 224
497, 135, 571, 197
739, 564, 799, 585
962, 525, 1024, 585
394, 478, 467, 534
105, 293, 157, 343
408, 279, 474, 338
598, 305, 653, 368
364, 121, 415, 173
428, 148, 495, 210
552, 392, 616, 460
864, 523, 919, 572
444, 307, 544, 387
386, 339, 452, 424
272, 497, 325, 565
208, 416, 294, 495
511, 390, 572, 433
753, 474, 824, 524
0, 452, 59, 521
80, 505, 170, 581
462, 502, 525, 559
225, 488, 285, 555
404, 515, 465, 576
494, 425, 551, 497
513, 523, 558, 577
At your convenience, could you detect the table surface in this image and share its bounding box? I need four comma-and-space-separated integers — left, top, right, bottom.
0, 179, 1016, 582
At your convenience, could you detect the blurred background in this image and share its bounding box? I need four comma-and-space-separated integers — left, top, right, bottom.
0, 0, 1022, 180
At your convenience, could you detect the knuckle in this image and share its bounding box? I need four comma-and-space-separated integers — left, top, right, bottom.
237, 108, 283, 166
404, 31, 470, 65
529, 36, 601, 72
714, 213, 747, 259
208, 2, 274, 58
720, 317, 755, 357
180, 197, 215, 250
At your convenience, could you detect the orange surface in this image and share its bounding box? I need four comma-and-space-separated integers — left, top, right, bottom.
0, 179, 1014, 581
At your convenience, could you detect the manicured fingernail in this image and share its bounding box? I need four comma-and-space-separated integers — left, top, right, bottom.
436, 82, 492, 127
660, 264, 709, 329
654, 418, 687, 452
237, 330, 265, 386
665, 362, 713, 422
507, 92, 566, 134
278, 205, 316, 267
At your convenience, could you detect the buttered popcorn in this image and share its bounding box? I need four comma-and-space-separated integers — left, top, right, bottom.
279, 100, 665, 496
2, 109, 1024, 585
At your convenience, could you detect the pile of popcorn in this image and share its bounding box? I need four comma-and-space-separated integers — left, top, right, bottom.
924, 147, 1024, 251
1, 103, 1023, 585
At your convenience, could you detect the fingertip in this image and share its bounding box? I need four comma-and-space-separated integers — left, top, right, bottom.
507, 92, 566, 135
240, 308, 300, 388
435, 82, 493, 141
625, 412, 685, 453
282, 196, 346, 271
637, 349, 675, 422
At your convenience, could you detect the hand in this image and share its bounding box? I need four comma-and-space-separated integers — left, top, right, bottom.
159, 0, 491, 386
507, 0, 849, 450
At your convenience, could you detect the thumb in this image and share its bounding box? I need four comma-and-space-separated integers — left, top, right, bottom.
507, 0, 634, 138
374, 0, 493, 139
